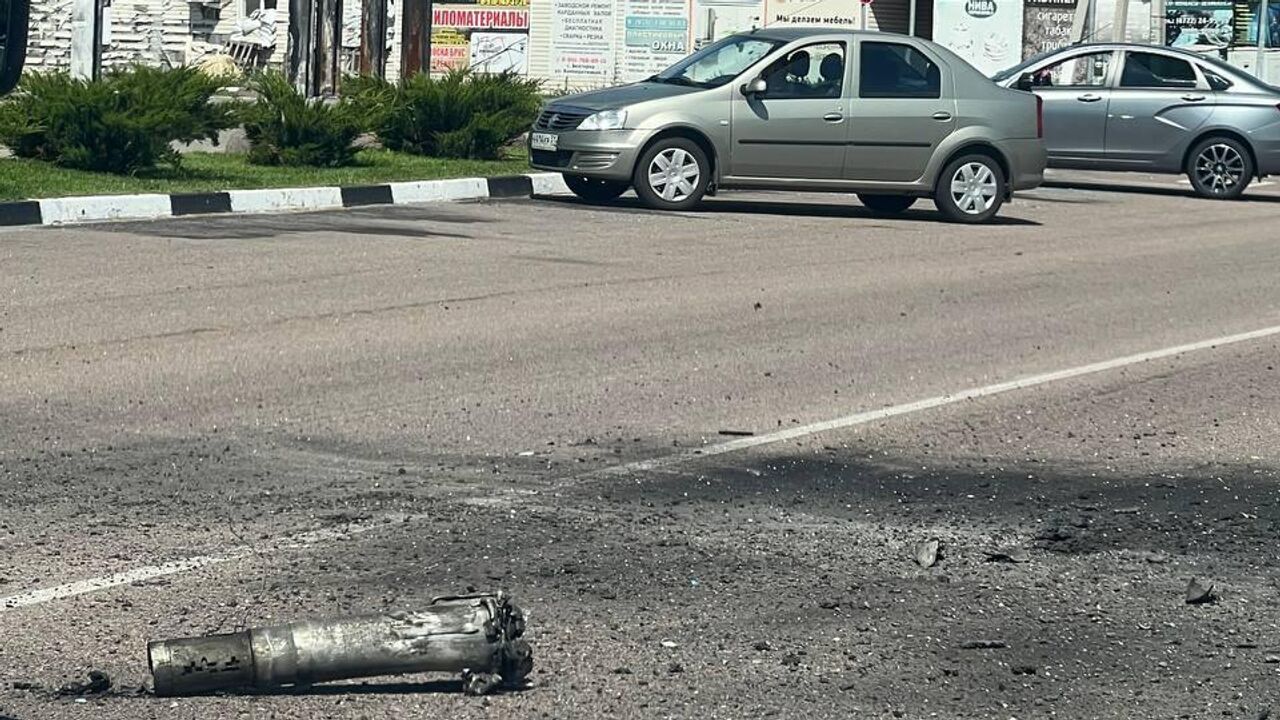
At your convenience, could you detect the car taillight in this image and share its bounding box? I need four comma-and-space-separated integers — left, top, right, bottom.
1036, 95, 1044, 139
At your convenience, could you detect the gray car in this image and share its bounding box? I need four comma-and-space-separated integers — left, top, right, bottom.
529, 28, 1045, 223
993, 43, 1280, 199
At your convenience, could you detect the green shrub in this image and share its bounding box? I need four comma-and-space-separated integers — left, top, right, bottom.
239, 72, 363, 167
0, 66, 234, 174
355, 69, 541, 160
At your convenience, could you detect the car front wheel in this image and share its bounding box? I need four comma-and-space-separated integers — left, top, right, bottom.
934, 154, 1006, 224
1186, 136, 1253, 199
564, 175, 629, 204
858, 194, 917, 215
632, 138, 709, 211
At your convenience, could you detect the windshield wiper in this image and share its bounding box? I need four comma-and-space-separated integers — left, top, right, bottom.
647, 75, 701, 87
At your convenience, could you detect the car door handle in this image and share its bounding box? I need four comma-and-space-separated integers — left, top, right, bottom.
823, 112, 844, 123
931, 111, 953, 121
1181, 94, 1206, 102
1077, 93, 1103, 103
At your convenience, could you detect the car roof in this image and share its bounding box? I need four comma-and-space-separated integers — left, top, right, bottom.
1049, 42, 1208, 60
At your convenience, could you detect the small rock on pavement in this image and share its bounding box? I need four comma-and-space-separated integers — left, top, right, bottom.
781, 653, 803, 667
1186, 578, 1216, 605
667, 662, 684, 674
660, 640, 679, 649
1264, 655, 1280, 664
915, 539, 941, 568
753, 640, 772, 651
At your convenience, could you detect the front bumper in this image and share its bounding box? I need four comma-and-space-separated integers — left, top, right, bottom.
527, 129, 647, 182
1000, 138, 1047, 192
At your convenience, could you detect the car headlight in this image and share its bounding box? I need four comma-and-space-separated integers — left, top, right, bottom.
578, 109, 628, 131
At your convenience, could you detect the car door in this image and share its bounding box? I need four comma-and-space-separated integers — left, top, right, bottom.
844, 39, 956, 183
729, 41, 850, 179
1104, 50, 1216, 168
1024, 49, 1117, 164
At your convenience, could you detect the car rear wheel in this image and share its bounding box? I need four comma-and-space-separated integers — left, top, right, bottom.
563, 175, 629, 204
858, 194, 917, 215
632, 138, 709, 211
933, 154, 1006, 224
1186, 136, 1253, 199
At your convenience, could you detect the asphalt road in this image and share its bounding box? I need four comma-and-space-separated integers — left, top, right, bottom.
2, 173, 1279, 719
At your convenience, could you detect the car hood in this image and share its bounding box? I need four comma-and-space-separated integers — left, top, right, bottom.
548, 82, 704, 111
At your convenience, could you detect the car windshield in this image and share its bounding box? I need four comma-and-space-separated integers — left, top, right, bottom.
649, 35, 782, 89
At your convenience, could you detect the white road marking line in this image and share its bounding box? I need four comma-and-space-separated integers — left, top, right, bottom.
0, 513, 427, 611
594, 323, 1280, 478
5, 323, 1280, 611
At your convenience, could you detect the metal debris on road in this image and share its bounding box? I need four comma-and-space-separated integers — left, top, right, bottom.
984, 549, 1030, 564
148, 592, 531, 697
960, 640, 1007, 650
58, 670, 112, 696
1185, 578, 1216, 605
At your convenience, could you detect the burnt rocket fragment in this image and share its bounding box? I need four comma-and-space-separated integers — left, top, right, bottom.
148, 593, 531, 696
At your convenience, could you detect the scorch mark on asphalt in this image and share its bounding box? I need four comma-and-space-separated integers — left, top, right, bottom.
4, 322, 1280, 612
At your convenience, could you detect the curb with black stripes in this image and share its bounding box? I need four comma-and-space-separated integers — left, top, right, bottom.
0, 174, 546, 228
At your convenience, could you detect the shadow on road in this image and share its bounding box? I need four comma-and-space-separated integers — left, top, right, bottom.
231, 680, 533, 696
598, 447, 1280, 558
1042, 180, 1280, 203
538, 195, 1043, 226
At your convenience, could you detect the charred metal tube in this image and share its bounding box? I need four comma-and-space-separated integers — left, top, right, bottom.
148, 592, 531, 696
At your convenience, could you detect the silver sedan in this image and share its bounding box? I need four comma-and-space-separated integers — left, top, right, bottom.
993, 43, 1280, 198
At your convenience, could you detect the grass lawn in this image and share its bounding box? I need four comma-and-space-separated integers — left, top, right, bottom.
0, 148, 532, 202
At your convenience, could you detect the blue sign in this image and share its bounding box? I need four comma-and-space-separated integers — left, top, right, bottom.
625, 16, 689, 53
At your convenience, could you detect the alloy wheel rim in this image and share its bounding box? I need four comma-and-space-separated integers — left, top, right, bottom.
949, 162, 998, 215
1195, 144, 1245, 195
648, 148, 700, 202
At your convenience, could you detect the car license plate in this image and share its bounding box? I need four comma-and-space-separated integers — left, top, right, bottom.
530, 132, 558, 151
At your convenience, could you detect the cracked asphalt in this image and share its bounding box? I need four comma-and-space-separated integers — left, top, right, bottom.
2, 174, 1279, 719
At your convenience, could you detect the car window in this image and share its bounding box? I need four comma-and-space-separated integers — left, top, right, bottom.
859, 42, 941, 99
1120, 52, 1198, 89
757, 43, 846, 100
1028, 51, 1112, 88
1199, 65, 1233, 91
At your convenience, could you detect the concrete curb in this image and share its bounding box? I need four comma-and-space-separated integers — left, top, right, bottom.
0, 173, 571, 228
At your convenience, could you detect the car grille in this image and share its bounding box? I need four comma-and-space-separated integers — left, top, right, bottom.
534, 107, 592, 131
531, 149, 573, 168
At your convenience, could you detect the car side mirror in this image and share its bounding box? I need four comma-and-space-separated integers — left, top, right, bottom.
741, 77, 767, 96
1015, 72, 1034, 92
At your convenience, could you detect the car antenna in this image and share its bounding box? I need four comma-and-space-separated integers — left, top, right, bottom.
1073, 22, 1112, 45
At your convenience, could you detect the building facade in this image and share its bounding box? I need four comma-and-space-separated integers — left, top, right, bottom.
21, 0, 1279, 87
